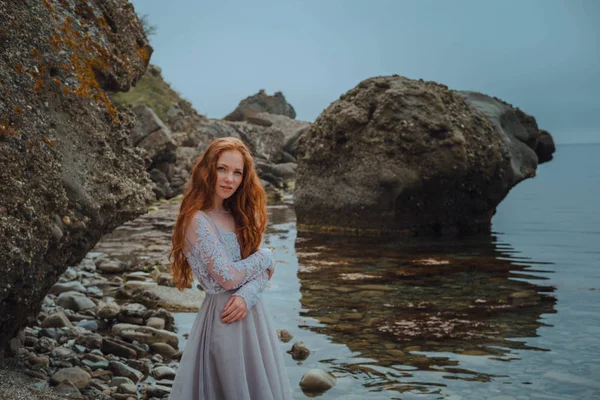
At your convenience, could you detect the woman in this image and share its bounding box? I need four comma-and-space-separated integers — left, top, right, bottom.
168, 137, 293, 399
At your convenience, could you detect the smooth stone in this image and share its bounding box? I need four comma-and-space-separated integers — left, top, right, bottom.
117, 383, 137, 394
52, 346, 77, 358
299, 369, 337, 393
77, 320, 99, 332
82, 359, 109, 371
150, 342, 177, 359
108, 361, 144, 383
40, 327, 64, 340
112, 324, 178, 347
124, 281, 158, 291
146, 384, 172, 397
150, 366, 176, 380
63, 267, 78, 280
101, 338, 137, 359
52, 379, 83, 398
41, 312, 73, 329
86, 286, 104, 297
97, 302, 120, 319
50, 281, 87, 295
288, 341, 311, 361
146, 317, 165, 330
57, 291, 96, 311
27, 354, 50, 367
50, 367, 91, 389
276, 329, 293, 343
79, 259, 96, 272
110, 377, 135, 387
97, 260, 125, 273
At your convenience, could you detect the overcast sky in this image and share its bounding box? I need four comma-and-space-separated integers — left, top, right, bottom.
130, 0, 599, 144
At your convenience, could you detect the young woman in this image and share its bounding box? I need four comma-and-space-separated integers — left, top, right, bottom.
168, 137, 293, 399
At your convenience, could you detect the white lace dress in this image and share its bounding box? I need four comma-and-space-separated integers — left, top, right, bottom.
169, 211, 293, 400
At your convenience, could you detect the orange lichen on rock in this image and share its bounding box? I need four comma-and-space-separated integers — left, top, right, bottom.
0, 120, 20, 136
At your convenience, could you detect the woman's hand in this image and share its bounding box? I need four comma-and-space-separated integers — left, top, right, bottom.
221, 295, 248, 324
267, 266, 275, 280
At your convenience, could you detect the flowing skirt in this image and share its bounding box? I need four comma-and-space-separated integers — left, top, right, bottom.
169, 291, 293, 400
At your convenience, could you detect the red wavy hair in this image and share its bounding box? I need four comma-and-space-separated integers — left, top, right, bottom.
169, 137, 268, 290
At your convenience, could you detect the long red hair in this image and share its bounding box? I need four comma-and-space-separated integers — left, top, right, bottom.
169, 137, 268, 290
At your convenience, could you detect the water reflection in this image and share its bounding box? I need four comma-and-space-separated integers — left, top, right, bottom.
294, 232, 556, 394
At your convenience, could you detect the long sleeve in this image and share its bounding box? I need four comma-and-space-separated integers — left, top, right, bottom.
233, 271, 269, 309
185, 213, 274, 291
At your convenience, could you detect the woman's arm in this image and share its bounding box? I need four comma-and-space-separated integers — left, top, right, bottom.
185, 213, 274, 290
232, 270, 269, 309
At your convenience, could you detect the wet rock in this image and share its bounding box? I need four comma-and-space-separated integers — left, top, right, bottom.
276, 329, 293, 343
41, 312, 73, 329
108, 361, 144, 383
50, 367, 92, 389
57, 291, 96, 312
299, 369, 337, 393
150, 366, 176, 380
288, 341, 311, 361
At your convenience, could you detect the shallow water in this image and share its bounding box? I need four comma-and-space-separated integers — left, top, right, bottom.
174, 144, 600, 399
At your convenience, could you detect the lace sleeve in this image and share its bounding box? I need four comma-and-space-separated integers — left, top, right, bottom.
185, 213, 274, 291
232, 271, 269, 309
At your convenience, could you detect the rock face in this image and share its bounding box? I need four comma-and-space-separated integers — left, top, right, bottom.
224, 89, 296, 121
0, 0, 153, 352
295, 75, 555, 236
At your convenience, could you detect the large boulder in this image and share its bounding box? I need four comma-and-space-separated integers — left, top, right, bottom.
0, 0, 154, 352
223, 89, 296, 121
295, 75, 555, 236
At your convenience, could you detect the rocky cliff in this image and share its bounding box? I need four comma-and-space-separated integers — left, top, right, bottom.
0, 0, 153, 353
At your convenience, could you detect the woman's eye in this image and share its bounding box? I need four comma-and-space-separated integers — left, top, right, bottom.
217, 166, 225, 171
235, 171, 242, 176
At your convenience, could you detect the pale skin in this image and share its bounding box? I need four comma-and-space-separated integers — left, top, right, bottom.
209, 150, 274, 324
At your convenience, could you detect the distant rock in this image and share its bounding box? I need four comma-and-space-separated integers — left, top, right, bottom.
224, 90, 296, 121
295, 75, 556, 236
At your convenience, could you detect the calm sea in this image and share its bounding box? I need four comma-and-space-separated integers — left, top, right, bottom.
174, 143, 600, 399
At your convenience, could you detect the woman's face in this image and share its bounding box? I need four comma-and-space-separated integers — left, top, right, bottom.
214, 150, 244, 201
